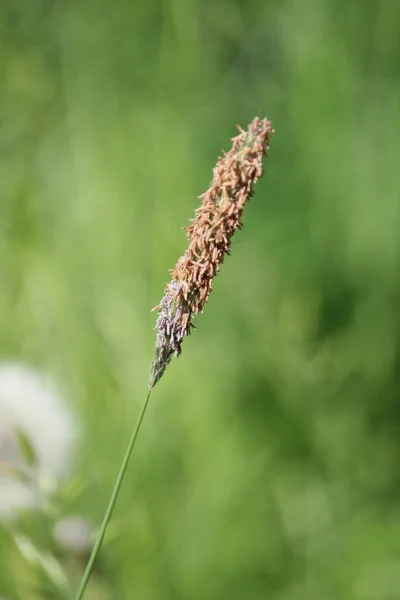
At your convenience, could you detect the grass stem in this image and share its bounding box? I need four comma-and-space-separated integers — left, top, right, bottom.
74, 388, 152, 600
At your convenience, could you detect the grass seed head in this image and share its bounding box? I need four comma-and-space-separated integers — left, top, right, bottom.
150, 116, 274, 388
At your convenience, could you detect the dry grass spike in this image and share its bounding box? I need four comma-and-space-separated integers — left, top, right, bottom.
150, 116, 274, 388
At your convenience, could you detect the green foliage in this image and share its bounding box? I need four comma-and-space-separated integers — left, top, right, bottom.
14, 428, 38, 471
1, 0, 400, 598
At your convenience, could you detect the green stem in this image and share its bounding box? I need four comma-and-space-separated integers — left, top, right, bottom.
74, 388, 152, 600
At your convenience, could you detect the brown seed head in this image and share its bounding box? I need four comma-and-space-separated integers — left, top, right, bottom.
150, 117, 273, 387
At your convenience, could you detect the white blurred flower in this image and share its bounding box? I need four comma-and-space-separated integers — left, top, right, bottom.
53, 515, 93, 553
0, 362, 78, 521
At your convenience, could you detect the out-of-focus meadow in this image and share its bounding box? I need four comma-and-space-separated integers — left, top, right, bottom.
1, 0, 400, 598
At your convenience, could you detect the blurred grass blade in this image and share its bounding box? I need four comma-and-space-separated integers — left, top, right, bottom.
15, 427, 38, 470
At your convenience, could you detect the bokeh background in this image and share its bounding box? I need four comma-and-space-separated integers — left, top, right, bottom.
1, 0, 400, 598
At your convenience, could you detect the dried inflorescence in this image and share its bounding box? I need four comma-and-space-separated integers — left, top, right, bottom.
150, 117, 274, 387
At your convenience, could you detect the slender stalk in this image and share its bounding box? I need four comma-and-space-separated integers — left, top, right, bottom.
74, 388, 152, 600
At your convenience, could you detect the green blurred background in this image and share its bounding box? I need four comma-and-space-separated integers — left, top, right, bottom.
1, 0, 400, 598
